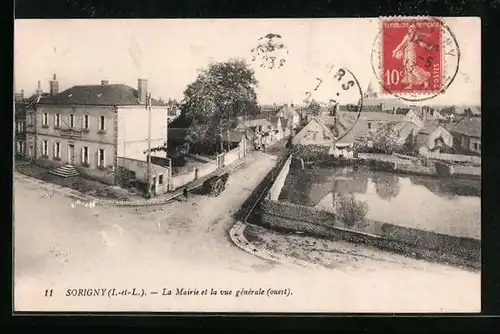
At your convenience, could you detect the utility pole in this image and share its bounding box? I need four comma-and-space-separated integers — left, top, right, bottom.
147, 92, 152, 198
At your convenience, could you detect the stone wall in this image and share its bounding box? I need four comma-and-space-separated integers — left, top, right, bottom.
267, 155, 292, 201
258, 197, 480, 269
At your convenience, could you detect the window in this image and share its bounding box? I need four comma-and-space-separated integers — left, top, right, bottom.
69, 114, 75, 128
82, 146, 89, 164
54, 142, 61, 158
461, 136, 467, 148
478, 143, 481, 152
98, 148, 105, 167
474, 143, 478, 151
42, 140, 48, 156
42, 113, 48, 126
99, 116, 105, 131
83, 115, 89, 129
16, 141, 23, 154
158, 174, 164, 185
16, 122, 21, 133
55, 114, 60, 127
27, 113, 33, 125
368, 122, 372, 129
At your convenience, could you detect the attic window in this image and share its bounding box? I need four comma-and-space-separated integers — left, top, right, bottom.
97, 93, 103, 97
68, 94, 73, 97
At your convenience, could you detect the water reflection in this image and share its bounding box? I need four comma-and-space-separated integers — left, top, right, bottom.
372, 174, 401, 201
280, 166, 481, 238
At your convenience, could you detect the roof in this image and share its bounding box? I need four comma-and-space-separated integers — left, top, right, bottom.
240, 118, 274, 130
449, 117, 481, 138
376, 121, 420, 141
418, 120, 441, 135
278, 104, 299, 118
37, 84, 163, 106
227, 128, 255, 143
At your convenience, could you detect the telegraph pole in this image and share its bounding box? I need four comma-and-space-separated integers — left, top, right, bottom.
147, 92, 152, 198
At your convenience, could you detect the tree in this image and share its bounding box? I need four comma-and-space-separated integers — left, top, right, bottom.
304, 100, 321, 117
372, 125, 405, 154
179, 59, 259, 152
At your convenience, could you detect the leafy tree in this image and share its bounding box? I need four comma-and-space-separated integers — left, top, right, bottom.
334, 194, 369, 227
179, 59, 259, 151
372, 125, 405, 154
304, 100, 321, 117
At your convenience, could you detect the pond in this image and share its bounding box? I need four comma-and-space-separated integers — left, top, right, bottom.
278, 166, 481, 239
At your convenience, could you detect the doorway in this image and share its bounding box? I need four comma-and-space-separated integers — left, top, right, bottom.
68, 144, 75, 165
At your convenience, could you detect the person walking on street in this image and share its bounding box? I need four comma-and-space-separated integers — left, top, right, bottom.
183, 187, 188, 201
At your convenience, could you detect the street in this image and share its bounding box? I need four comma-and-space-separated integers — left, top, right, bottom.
14, 149, 480, 312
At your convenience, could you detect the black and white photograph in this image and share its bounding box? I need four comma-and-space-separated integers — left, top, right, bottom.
13, 17, 481, 312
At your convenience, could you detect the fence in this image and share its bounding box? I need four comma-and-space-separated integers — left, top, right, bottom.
170, 144, 245, 191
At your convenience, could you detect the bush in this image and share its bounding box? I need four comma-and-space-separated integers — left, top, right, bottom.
335, 195, 368, 227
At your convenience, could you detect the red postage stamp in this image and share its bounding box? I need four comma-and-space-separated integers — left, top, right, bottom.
380, 17, 442, 95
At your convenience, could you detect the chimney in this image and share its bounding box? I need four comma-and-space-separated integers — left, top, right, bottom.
21, 89, 24, 100
138, 79, 148, 104
380, 102, 385, 112
36, 80, 42, 96
50, 73, 59, 96
101, 80, 109, 86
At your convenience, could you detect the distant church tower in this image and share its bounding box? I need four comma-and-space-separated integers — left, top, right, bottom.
363, 82, 378, 99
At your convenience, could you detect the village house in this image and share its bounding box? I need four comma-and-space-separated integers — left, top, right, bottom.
448, 117, 481, 156
28, 75, 170, 196
15, 90, 27, 159
17, 82, 50, 160
235, 116, 278, 149
277, 104, 301, 130
414, 121, 454, 153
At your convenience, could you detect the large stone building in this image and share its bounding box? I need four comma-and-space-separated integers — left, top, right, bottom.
27, 75, 170, 193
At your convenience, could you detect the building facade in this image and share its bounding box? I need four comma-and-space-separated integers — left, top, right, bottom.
27, 76, 169, 191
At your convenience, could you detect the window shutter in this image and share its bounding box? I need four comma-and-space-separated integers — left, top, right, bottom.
96, 150, 99, 166
81, 146, 84, 163
53, 142, 56, 157
103, 149, 106, 167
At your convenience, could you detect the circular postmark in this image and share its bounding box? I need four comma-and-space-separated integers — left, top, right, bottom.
250, 33, 289, 69
303, 63, 364, 142
371, 16, 461, 102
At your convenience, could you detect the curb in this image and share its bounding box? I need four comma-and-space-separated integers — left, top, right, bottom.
15, 159, 248, 208
229, 220, 320, 269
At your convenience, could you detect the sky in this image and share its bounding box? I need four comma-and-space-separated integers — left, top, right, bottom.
14, 18, 480, 106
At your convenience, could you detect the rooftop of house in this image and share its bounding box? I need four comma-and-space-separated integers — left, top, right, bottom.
278, 104, 299, 117
228, 128, 255, 143
37, 84, 163, 106
448, 117, 481, 138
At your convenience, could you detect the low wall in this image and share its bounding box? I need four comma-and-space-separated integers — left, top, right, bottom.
197, 161, 218, 179
258, 198, 480, 268
171, 169, 196, 190
267, 155, 293, 201
224, 147, 241, 167
421, 149, 481, 165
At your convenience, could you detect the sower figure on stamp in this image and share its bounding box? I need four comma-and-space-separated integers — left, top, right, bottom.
392, 23, 433, 90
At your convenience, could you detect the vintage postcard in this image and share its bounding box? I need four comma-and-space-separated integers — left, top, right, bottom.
13, 17, 481, 313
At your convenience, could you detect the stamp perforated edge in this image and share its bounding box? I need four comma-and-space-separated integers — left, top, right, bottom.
374, 16, 459, 101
